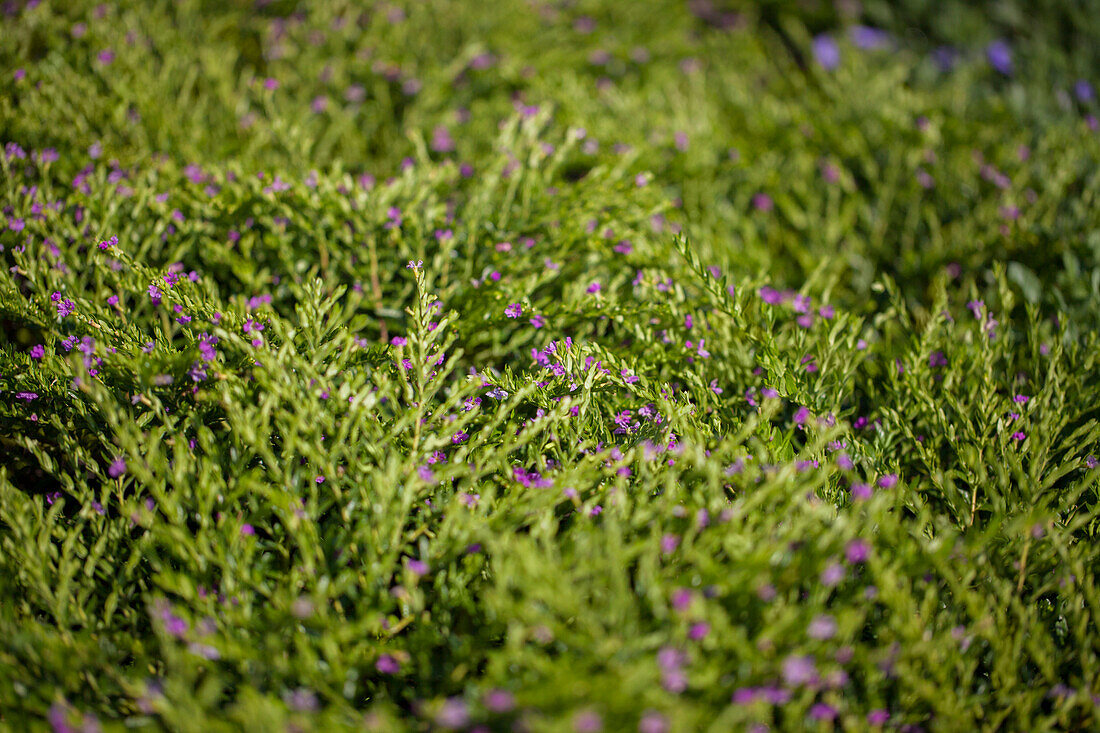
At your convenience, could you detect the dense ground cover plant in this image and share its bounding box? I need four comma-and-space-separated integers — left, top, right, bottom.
3, 0, 1100, 730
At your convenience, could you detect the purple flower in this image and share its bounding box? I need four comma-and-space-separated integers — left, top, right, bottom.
661, 534, 680, 555
504, 303, 523, 318
385, 208, 403, 231
435, 698, 469, 730
284, 688, 318, 712
877, 473, 898, 489
1075, 79, 1095, 103
483, 689, 515, 713
868, 709, 890, 725
850, 25, 891, 50
987, 40, 1013, 75
732, 687, 759, 705
793, 406, 811, 426
452, 430, 468, 444
812, 35, 840, 71
431, 125, 455, 153
376, 654, 400, 674
638, 711, 668, 733
51, 292, 75, 317
573, 710, 603, 733
846, 538, 870, 563
162, 612, 188, 637
16, 392, 37, 401
782, 654, 817, 686
108, 457, 126, 478
31, 344, 45, 359
808, 614, 837, 640
688, 622, 709, 640
810, 703, 838, 721
821, 562, 846, 587
48, 702, 77, 733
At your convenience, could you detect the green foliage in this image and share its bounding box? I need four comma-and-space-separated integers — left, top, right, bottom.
2, 1, 1100, 730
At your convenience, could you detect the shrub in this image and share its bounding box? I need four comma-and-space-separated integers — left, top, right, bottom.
2, 1, 1100, 730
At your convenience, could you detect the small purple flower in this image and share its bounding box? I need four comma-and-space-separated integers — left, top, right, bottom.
809, 703, 838, 721
284, 688, 318, 712
731, 687, 759, 705
483, 689, 515, 713
452, 430, 468, 444
868, 709, 890, 725
877, 474, 898, 489
660, 534, 680, 555
435, 698, 469, 730
987, 39, 1013, 75
573, 710, 603, 733
48, 702, 76, 733
504, 303, 523, 318
671, 588, 693, 611
812, 35, 840, 71
752, 192, 773, 212
385, 208, 403, 231
793, 406, 811, 426
688, 622, 709, 640
850, 25, 891, 50
808, 614, 837, 640
108, 457, 126, 478
782, 654, 817, 686
162, 612, 188, 638
376, 654, 400, 674
821, 562, 846, 587
1075, 79, 1095, 103
638, 711, 668, 733
846, 538, 870, 563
